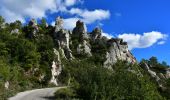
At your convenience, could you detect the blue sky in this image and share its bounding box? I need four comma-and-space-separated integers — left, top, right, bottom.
0, 0, 170, 64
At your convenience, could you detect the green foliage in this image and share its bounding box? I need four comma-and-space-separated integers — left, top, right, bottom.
59, 59, 164, 100
55, 88, 77, 99
0, 16, 168, 100
0, 16, 55, 99
0, 16, 5, 25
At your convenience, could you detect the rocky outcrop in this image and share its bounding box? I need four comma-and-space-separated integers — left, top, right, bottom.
55, 16, 63, 32
165, 68, 170, 79
50, 49, 62, 86
28, 19, 39, 38
54, 17, 74, 60
4, 81, 9, 89
11, 29, 20, 35
104, 38, 136, 69
72, 20, 88, 41
140, 63, 167, 90
91, 27, 102, 40
72, 20, 92, 56
77, 40, 92, 57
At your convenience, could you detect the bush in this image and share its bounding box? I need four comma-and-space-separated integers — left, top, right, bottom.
55, 88, 77, 99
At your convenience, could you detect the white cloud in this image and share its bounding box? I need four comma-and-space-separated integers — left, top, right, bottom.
64, 0, 76, 6
102, 33, 113, 39
68, 8, 110, 24
63, 18, 79, 29
58, 8, 110, 30
51, 17, 79, 29
157, 41, 166, 45
0, 0, 79, 23
118, 31, 168, 50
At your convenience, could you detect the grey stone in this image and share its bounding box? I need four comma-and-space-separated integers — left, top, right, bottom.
104, 38, 136, 69
72, 20, 88, 40
91, 27, 102, 40
11, 29, 20, 35
50, 49, 62, 86
55, 16, 63, 32
28, 19, 39, 38
77, 40, 92, 57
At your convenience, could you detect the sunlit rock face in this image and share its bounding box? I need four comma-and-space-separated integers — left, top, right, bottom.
4, 81, 9, 89
72, 20, 88, 41
54, 16, 64, 32
28, 19, 39, 38
72, 20, 92, 56
140, 63, 166, 89
54, 17, 74, 60
51, 17, 138, 84
91, 27, 102, 40
104, 38, 136, 69
77, 40, 92, 57
50, 49, 62, 86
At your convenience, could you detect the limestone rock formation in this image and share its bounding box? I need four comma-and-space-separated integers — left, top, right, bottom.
51, 17, 138, 83
28, 19, 39, 38
91, 27, 102, 40
72, 20, 88, 40
54, 17, 74, 60
55, 16, 64, 32
104, 38, 136, 69
4, 81, 9, 89
141, 63, 165, 89
50, 49, 62, 86
11, 29, 20, 35
73, 20, 92, 56
77, 40, 92, 57
165, 68, 170, 79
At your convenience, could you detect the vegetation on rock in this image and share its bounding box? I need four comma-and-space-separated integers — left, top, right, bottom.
0, 16, 169, 100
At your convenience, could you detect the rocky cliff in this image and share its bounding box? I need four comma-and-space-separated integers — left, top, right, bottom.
47, 17, 137, 85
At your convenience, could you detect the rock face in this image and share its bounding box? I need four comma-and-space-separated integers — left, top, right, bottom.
54, 17, 74, 60
141, 63, 166, 89
11, 29, 20, 35
104, 38, 136, 69
165, 68, 170, 79
50, 17, 137, 84
4, 81, 9, 89
77, 40, 92, 56
50, 49, 62, 86
55, 16, 63, 32
72, 20, 88, 41
91, 27, 102, 40
28, 19, 39, 38
72, 20, 92, 56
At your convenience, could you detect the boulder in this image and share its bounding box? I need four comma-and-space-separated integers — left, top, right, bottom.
4, 81, 9, 89
11, 29, 20, 35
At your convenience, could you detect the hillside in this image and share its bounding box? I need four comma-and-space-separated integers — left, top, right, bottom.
0, 16, 170, 99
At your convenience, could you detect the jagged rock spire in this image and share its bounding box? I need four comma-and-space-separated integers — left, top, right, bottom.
28, 19, 39, 38
53, 16, 74, 60
55, 16, 63, 32
91, 27, 102, 40
72, 20, 88, 41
